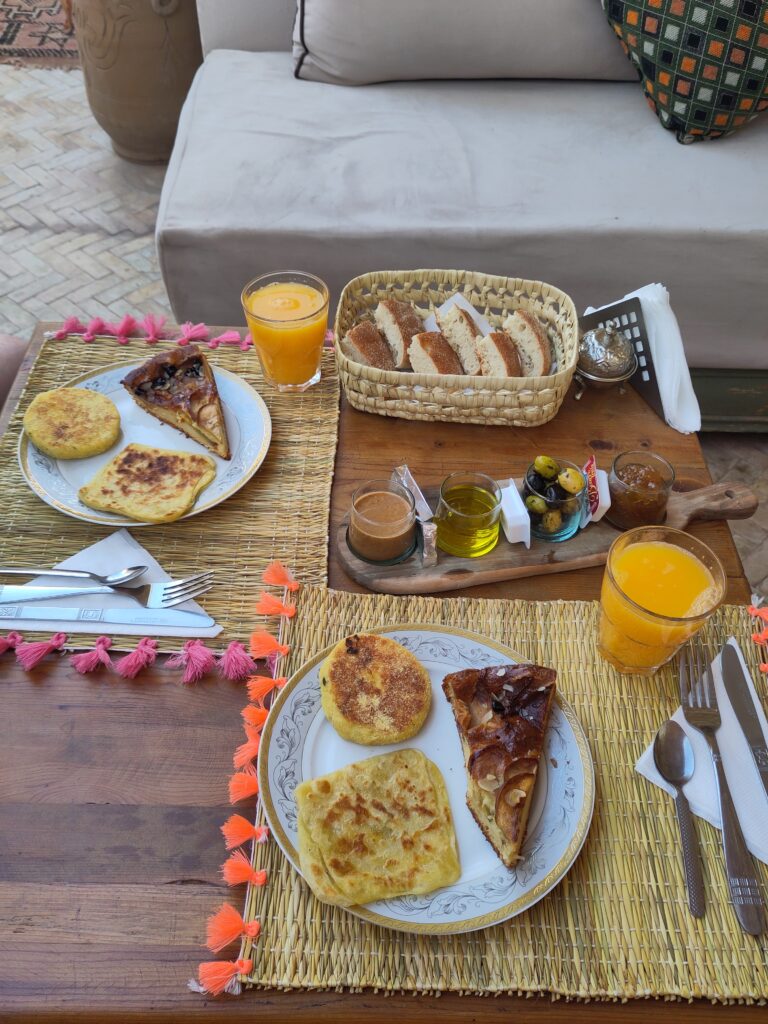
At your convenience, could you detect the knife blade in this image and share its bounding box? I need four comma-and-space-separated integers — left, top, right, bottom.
722, 642, 768, 802
0, 603, 214, 629
0, 584, 115, 603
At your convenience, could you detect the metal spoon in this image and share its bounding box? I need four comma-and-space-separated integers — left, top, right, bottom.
653, 719, 705, 918
0, 565, 148, 587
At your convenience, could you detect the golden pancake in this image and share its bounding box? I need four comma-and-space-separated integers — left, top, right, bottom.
23, 388, 120, 460
320, 633, 431, 744
78, 443, 216, 523
295, 749, 460, 907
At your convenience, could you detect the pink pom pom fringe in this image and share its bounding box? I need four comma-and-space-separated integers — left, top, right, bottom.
70, 636, 113, 674
54, 316, 86, 340
176, 321, 209, 346
217, 641, 256, 682
15, 631, 67, 670
114, 637, 158, 679
166, 639, 216, 684
82, 317, 106, 342
0, 631, 23, 654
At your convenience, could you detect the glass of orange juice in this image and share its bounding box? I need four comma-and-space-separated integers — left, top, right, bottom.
598, 526, 725, 675
241, 271, 329, 392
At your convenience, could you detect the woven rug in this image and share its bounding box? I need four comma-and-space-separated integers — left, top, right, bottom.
240, 589, 768, 1002
0, 0, 78, 67
0, 337, 339, 649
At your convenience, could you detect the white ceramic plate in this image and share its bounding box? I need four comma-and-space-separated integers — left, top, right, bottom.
18, 359, 271, 526
259, 624, 594, 935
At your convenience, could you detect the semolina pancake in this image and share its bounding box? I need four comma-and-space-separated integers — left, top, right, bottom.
320, 633, 431, 744
23, 388, 120, 460
295, 749, 460, 907
78, 443, 216, 524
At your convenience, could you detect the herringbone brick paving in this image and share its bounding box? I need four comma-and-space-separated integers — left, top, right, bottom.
0, 65, 764, 594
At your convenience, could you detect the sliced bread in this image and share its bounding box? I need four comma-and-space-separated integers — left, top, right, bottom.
408, 332, 464, 375
340, 321, 396, 371
437, 305, 482, 375
477, 331, 523, 378
502, 310, 552, 377
374, 299, 422, 369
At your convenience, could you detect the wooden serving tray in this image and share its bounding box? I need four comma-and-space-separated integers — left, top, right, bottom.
336, 481, 757, 595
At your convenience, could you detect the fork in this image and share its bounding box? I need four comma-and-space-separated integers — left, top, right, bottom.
679, 637, 764, 936
0, 572, 214, 611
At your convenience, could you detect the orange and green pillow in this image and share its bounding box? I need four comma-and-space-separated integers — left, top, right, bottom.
602, 0, 768, 142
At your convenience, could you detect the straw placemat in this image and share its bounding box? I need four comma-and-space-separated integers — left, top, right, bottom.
0, 338, 339, 649
241, 589, 768, 1002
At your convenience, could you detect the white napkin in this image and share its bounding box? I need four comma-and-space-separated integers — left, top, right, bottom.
4, 529, 221, 639
636, 638, 768, 864
585, 283, 701, 434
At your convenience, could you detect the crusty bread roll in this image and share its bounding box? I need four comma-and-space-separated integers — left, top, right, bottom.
408, 332, 464, 375
340, 321, 396, 371
477, 331, 523, 378
437, 305, 482, 375
502, 310, 551, 376
374, 300, 422, 370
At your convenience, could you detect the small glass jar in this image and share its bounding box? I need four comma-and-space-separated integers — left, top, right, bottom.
606, 450, 675, 531
434, 472, 502, 558
522, 457, 586, 543
347, 479, 417, 565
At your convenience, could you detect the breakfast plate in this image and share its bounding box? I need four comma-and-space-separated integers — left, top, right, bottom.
259, 624, 594, 935
18, 359, 271, 526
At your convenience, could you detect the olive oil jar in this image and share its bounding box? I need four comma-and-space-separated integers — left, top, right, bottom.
434, 472, 502, 557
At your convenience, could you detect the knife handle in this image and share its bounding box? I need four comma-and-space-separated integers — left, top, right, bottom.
674, 789, 705, 918
708, 735, 765, 936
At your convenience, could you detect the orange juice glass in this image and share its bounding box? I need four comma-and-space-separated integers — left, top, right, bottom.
241, 271, 329, 392
598, 526, 725, 675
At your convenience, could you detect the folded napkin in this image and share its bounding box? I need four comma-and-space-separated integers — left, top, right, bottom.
2, 529, 221, 639
636, 638, 768, 864
585, 283, 701, 434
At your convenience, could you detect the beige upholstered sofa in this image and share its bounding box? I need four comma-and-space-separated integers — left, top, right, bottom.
156, 0, 768, 379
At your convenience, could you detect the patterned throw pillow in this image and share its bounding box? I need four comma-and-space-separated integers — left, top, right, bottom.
602, 0, 768, 142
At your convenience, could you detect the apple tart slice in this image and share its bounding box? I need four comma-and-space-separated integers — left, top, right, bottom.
442, 663, 556, 867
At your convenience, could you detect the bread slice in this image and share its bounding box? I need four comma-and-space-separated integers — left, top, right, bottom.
437, 305, 482, 375
339, 321, 395, 371
502, 310, 552, 377
477, 331, 523, 378
442, 663, 556, 868
373, 300, 422, 369
408, 332, 464, 375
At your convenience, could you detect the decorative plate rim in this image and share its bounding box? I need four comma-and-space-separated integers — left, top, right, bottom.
17, 359, 272, 526
259, 622, 595, 935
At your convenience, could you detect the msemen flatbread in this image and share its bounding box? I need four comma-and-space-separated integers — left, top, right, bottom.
295, 749, 460, 907
78, 443, 216, 523
23, 388, 120, 460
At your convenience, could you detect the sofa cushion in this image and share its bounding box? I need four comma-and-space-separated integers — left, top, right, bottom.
157, 50, 768, 369
602, 0, 768, 142
293, 0, 636, 83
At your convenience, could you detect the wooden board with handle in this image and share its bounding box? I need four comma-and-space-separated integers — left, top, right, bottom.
336, 481, 757, 595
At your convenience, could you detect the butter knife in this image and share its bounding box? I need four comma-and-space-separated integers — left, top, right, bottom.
0, 603, 214, 628
722, 642, 768, 802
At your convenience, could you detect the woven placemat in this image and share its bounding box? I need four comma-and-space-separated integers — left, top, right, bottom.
241, 588, 768, 1001
0, 338, 339, 649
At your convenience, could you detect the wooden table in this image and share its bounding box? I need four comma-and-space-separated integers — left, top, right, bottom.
0, 326, 757, 1022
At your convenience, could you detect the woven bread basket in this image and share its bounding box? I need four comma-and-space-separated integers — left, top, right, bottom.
334, 268, 579, 426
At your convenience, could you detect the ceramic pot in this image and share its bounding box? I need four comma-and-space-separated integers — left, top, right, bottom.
72, 0, 203, 163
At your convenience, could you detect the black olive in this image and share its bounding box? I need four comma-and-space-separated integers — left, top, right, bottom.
544, 484, 561, 506
526, 470, 546, 493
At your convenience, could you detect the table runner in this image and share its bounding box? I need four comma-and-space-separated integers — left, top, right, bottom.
241, 589, 768, 1001
0, 337, 339, 649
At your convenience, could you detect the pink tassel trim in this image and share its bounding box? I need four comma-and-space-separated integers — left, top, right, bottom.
0, 631, 23, 654
15, 631, 67, 670
53, 316, 86, 340
217, 641, 256, 682
114, 637, 158, 679
176, 321, 209, 346
82, 317, 107, 343
70, 636, 113, 674
208, 330, 245, 350
141, 313, 166, 343
166, 639, 216, 684
107, 314, 139, 345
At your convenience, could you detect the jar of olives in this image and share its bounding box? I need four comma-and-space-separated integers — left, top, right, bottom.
523, 455, 587, 543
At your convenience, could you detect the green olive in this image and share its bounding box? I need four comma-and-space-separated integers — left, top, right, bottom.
533, 455, 560, 480
525, 494, 548, 515
557, 467, 585, 495
541, 509, 563, 533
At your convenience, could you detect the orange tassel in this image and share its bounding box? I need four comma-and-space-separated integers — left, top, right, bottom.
255, 592, 296, 618
246, 674, 287, 703
205, 903, 261, 953
198, 957, 253, 995
249, 630, 289, 660
752, 628, 768, 645
748, 605, 768, 623
228, 765, 260, 803
221, 814, 269, 850
233, 725, 261, 769
221, 849, 268, 886
241, 705, 268, 728
262, 559, 300, 592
